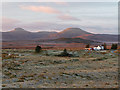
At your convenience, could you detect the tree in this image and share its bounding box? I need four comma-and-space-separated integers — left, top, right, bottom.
61, 49, 68, 56
114, 44, 118, 50
111, 44, 118, 50
85, 44, 90, 48
63, 49, 67, 54
111, 44, 114, 49
102, 43, 107, 50
35, 45, 42, 53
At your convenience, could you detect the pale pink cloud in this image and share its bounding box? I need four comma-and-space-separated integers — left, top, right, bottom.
20, 5, 62, 14
2, 17, 116, 34
37, 0, 68, 5
2, 17, 20, 24
54, 2, 68, 5
2, 17, 80, 32
58, 14, 80, 21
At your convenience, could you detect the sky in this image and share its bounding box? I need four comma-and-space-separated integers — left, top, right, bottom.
2, 2, 118, 34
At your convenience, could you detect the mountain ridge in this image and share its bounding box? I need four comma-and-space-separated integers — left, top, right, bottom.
2, 27, 118, 42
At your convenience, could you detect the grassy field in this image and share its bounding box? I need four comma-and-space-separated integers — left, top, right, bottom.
2, 49, 118, 88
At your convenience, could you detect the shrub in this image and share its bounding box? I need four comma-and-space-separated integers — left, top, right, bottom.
57, 49, 73, 57
35, 45, 42, 53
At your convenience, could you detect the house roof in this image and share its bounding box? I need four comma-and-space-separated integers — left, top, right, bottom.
94, 45, 104, 47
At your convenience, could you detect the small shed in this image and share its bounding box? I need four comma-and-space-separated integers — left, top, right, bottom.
85, 48, 92, 51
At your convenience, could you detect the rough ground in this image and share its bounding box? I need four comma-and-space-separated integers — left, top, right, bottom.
2, 49, 118, 88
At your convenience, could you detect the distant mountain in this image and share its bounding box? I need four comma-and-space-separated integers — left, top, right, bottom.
49, 28, 118, 42
2, 28, 57, 41
36, 31, 57, 39
2, 27, 118, 43
2, 28, 32, 40
50, 28, 92, 38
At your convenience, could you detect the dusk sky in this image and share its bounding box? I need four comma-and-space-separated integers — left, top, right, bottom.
2, 2, 118, 34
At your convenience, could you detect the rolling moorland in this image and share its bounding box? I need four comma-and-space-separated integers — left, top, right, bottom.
2, 49, 119, 88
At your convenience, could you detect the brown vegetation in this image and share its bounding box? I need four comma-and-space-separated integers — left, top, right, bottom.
2, 49, 118, 88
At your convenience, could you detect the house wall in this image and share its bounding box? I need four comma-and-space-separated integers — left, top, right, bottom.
97, 46, 101, 50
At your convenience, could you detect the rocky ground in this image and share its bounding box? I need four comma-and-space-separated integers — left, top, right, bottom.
2, 49, 119, 88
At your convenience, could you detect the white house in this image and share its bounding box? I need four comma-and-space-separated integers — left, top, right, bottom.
93, 45, 104, 51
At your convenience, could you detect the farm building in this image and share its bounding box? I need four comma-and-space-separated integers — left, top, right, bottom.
85, 45, 104, 51
93, 45, 104, 50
